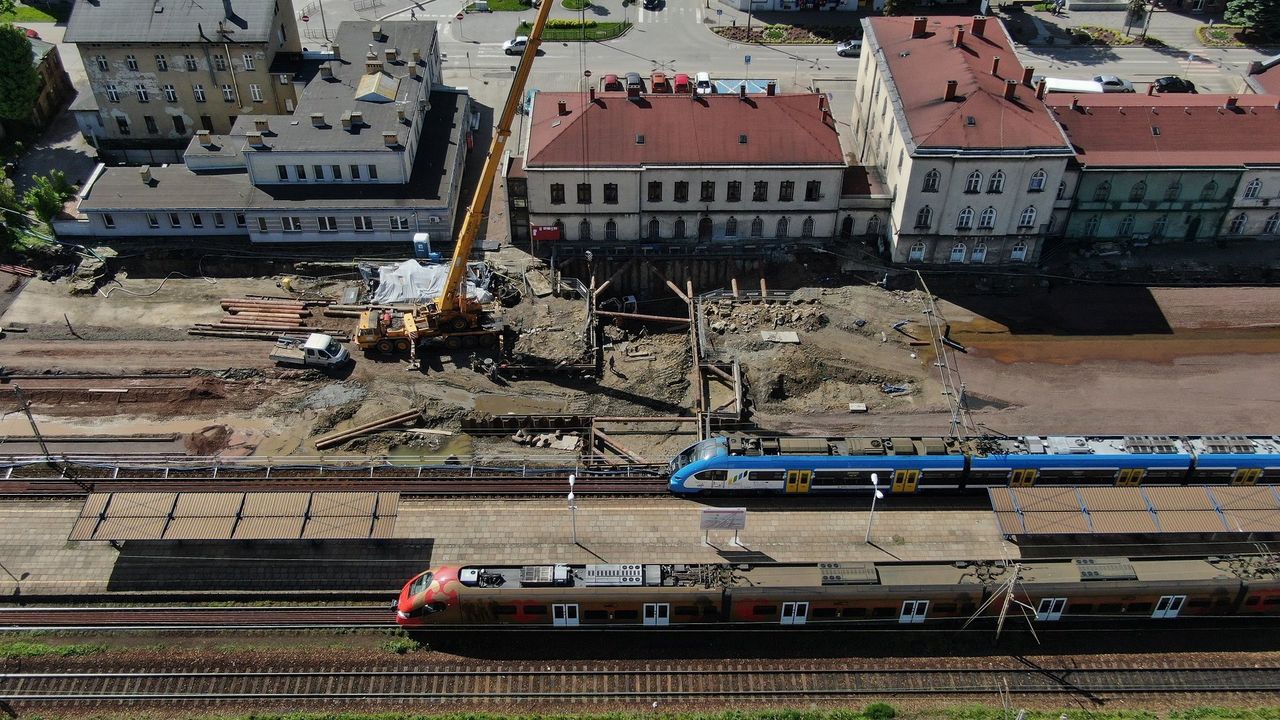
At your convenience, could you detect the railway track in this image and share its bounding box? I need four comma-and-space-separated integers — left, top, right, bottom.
0, 606, 394, 631
4, 665, 1279, 703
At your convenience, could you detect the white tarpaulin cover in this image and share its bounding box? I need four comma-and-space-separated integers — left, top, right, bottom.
370, 260, 493, 305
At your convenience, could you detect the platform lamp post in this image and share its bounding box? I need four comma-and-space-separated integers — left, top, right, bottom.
568, 473, 578, 545
864, 472, 884, 544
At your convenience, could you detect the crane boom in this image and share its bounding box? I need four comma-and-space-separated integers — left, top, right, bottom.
435, 0, 556, 314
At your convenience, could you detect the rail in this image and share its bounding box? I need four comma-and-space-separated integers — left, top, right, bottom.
0, 605, 393, 631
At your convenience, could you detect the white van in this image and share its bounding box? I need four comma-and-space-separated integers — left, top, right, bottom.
695, 71, 713, 95
1035, 76, 1106, 94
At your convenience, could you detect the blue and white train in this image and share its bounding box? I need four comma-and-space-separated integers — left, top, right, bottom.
667, 434, 1280, 495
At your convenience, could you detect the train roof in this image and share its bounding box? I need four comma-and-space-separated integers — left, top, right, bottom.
713, 435, 1280, 459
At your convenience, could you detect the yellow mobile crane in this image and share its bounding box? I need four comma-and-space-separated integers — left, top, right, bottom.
357, 0, 555, 357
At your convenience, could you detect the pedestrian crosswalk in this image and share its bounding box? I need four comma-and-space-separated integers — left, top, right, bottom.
634, 6, 702, 24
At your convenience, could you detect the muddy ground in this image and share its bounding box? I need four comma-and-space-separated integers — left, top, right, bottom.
0, 250, 1277, 463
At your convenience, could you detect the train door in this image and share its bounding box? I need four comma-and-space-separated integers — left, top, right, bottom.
552, 604, 580, 626
1010, 469, 1038, 487
1116, 469, 1146, 487
1152, 595, 1186, 619
899, 600, 929, 624
785, 470, 812, 494
891, 469, 919, 494
643, 603, 670, 626
1035, 598, 1066, 621
780, 601, 809, 625
1232, 468, 1262, 486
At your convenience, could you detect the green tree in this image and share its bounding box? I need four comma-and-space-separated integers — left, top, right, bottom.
0, 0, 16, 16
0, 23, 38, 122
882, 0, 914, 15
22, 170, 73, 222
1225, 0, 1280, 33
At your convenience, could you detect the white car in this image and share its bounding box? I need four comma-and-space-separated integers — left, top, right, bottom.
695, 71, 713, 95
502, 36, 529, 55
1093, 74, 1135, 93
835, 39, 862, 57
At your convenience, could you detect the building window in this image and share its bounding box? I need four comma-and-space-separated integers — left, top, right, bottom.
727, 181, 741, 202
956, 207, 974, 230
354, 216, 374, 231
155, 54, 168, 71
648, 181, 662, 202
95, 55, 108, 71
972, 242, 987, 263
579, 219, 591, 241
1265, 212, 1280, 235
350, 165, 361, 180
964, 171, 982, 193
923, 169, 941, 193
779, 181, 795, 202
184, 54, 198, 71
1244, 178, 1263, 200
673, 217, 686, 239
162, 84, 177, 102
172, 115, 187, 134
276, 165, 288, 181
279, 23, 287, 44
1165, 182, 1181, 200
751, 216, 763, 237
1201, 181, 1218, 200
550, 183, 565, 204
116, 116, 130, 134
604, 183, 618, 204
243, 53, 256, 70
331, 165, 342, 180
126, 54, 138, 70
776, 216, 789, 238
235, 213, 247, 228
222, 84, 235, 102
1011, 240, 1028, 261
753, 181, 768, 202
1084, 215, 1100, 237
250, 84, 263, 102
1018, 206, 1037, 228
318, 216, 338, 232
279, 73, 290, 85
978, 207, 996, 229
1093, 182, 1111, 202
801, 216, 815, 238
1129, 181, 1147, 202
908, 242, 925, 262
294, 165, 306, 180
282, 216, 302, 232
1118, 214, 1135, 236
1028, 169, 1047, 192
368, 165, 378, 180
1230, 213, 1248, 234
577, 183, 592, 204
988, 170, 1005, 193
214, 55, 227, 71
106, 85, 120, 103
391, 216, 409, 231
915, 206, 933, 229
805, 180, 821, 202
949, 242, 967, 263
146, 213, 159, 229
136, 84, 149, 102
674, 181, 689, 203
143, 115, 158, 134
214, 213, 225, 228
102, 213, 115, 229
725, 216, 738, 236
257, 217, 269, 232
868, 215, 881, 235
647, 217, 660, 239
1047, 214, 1057, 233
701, 181, 715, 202
193, 85, 206, 102
191, 213, 203, 228
312, 165, 325, 180
168, 212, 181, 228
1056, 180, 1067, 200
605, 219, 617, 240
1152, 214, 1168, 238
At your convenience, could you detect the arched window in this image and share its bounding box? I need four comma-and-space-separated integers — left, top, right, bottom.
1165, 182, 1181, 200
1029, 170, 1048, 192
554, 219, 565, 238
578, 219, 591, 241
776, 216, 789, 238
1129, 181, 1147, 202
673, 217, 686, 239
1084, 215, 1100, 237
1245, 178, 1263, 199
908, 241, 926, 262
965, 171, 982, 193
956, 207, 974, 230
988, 170, 1005, 193
801, 216, 815, 238
922, 169, 941, 193
1093, 182, 1111, 202
750, 216, 763, 237
605, 219, 617, 241
725, 216, 738, 237
1118, 215, 1135, 236
978, 207, 996, 229
1010, 240, 1028, 262
1201, 181, 1218, 200
949, 242, 967, 263
867, 215, 881, 234
1018, 206, 1037, 228
971, 242, 987, 264
1229, 213, 1248, 234
1265, 212, 1280, 235
914, 205, 932, 229
647, 217, 660, 239
1152, 214, 1168, 238
1056, 179, 1067, 200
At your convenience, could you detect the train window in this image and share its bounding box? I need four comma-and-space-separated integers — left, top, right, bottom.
1067, 603, 1093, 614
812, 608, 839, 619
748, 471, 786, 482
674, 606, 699, 616
753, 605, 778, 616
693, 470, 728, 483
583, 610, 609, 620
872, 607, 897, 618
1096, 603, 1122, 614
933, 603, 957, 613
523, 605, 547, 615
614, 610, 639, 620
1187, 600, 1210, 609
960, 603, 976, 614
703, 606, 720, 618
841, 608, 868, 618
1245, 596, 1261, 606
1264, 597, 1280, 606
494, 605, 518, 615
1126, 602, 1153, 613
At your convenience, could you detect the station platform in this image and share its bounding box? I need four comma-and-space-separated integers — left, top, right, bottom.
0, 498, 1013, 598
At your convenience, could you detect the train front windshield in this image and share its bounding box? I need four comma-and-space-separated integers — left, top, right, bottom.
669, 438, 727, 474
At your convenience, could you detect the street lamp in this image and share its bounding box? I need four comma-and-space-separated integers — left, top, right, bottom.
568, 473, 578, 545
864, 472, 884, 544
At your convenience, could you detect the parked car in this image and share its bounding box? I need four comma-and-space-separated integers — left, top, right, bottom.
502, 36, 528, 55
1093, 74, 1135, 93
1034, 76, 1106, 94
625, 71, 645, 93
650, 72, 672, 93
601, 73, 623, 91
835, 39, 862, 57
1152, 76, 1196, 93
695, 71, 714, 95
673, 73, 692, 94
643, 0, 661, 8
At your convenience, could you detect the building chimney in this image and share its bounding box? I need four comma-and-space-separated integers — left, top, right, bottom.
944, 79, 958, 101
365, 60, 383, 74
911, 16, 927, 38
557, 99, 568, 115
331, 44, 341, 60
1148, 83, 1156, 96
139, 165, 152, 183
1036, 79, 1047, 99
196, 130, 214, 147
340, 112, 352, 130
990, 56, 1000, 76
396, 107, 407, 124
384, 47, 398, 63
1003, 79, 1017, 101
589, 87, 596, 103
382, 131, 399, 147
739, 84, 747, 99
254, 118, 270, 132
953, 25, 965, 47
408, 63, 419, 78
311, 112, 325, 127
1022, 66, 1034, 86
1225, 95, 1239, 109
371, 23, 382, 40
766, 81, 776, 96
971, 15, 988, 37
1070, 96, 1081, 112
319, 63, 333, 80
351, 111, 364, 126
413, 49, 423, 65
246, 130, 265, 147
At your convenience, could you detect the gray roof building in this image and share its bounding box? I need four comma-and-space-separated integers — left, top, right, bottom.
65, 0, 281, 44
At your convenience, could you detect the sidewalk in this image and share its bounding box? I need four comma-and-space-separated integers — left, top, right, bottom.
995, 4, 1225, 48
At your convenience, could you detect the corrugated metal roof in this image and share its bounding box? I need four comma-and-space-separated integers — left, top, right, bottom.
1221, 509, 1280, 533
1209, 486, 1280, 511
233, 516, 306, 540
106, 492, 178, 517
241, 493, 311, 517
1155, 510, 1228, 533
991, 486, 1280, 536
1078, 487, 1148, 511
988, 488, 1017, 512
172, 493, 242, 518
304, 516, 375, 539
164, 516, 238, 540
993, 510, 1025, 535
94, 516, 168, 540
1011, 487, 1082, 512
1023, 511, 1090, 534
1090, 510, 1157, 534
309, 492, 376, 517
1143, 486, 1215, 510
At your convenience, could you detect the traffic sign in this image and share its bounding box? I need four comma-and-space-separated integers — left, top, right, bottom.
716, 7, 722, 14
584, 70, 592, 77
744, 54, 751, 64
456, 12, 464, 19
301, 13, 309, 21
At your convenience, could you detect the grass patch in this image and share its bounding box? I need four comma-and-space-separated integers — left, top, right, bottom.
0, 641, 106, 659
465, 0, 531, 10
712, 22, 854, 44
1196, 23, 1249, 47
562, 0, 592, 8
515, 20, 629, 41
1073, 25, 1166, 47
0, 3, 58, 22
383, 635, 424, 654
